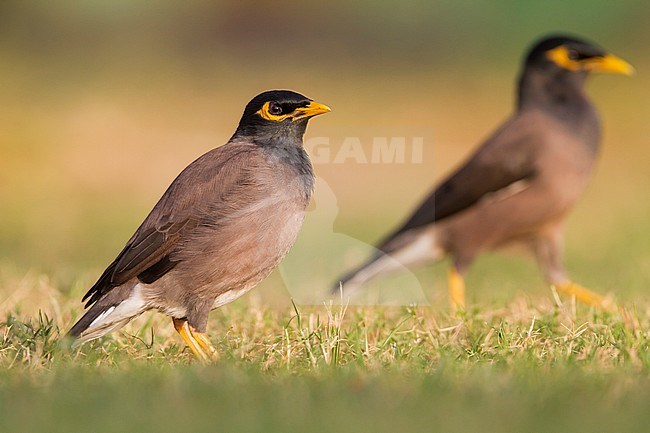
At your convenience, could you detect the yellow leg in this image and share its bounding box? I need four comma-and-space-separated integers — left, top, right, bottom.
553, 281, 614, 310
448, 267, 466, 311
173, 318, 218, 363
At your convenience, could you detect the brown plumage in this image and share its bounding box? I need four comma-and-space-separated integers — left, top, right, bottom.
334, 35, 633, 309
68, 90, 330, 360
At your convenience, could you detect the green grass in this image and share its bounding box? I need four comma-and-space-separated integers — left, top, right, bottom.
3, 276, 650, 433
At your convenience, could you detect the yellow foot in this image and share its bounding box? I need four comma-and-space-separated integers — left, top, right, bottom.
193, 331, 219, 361
173, 318, 218, 363
448, 267, 466, 312
553, 282, 614, 311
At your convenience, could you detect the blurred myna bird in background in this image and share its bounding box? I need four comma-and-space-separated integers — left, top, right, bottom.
335, 35, 633, 310
68, 90, 330, 361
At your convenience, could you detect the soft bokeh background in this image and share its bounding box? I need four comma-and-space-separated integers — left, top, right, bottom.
1, 1, 649, 312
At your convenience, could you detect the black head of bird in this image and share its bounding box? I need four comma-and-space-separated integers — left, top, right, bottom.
518, 35, 634, 111
524, 35, 635, 76
234, 90, 331, 144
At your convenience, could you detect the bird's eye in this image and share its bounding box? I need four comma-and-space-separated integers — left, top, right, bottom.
268, 102, 283, 115
567, 49, 579, 60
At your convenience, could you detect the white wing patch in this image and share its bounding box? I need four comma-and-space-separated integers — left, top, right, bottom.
482, 179, 531, 204
88, 306, 116, 329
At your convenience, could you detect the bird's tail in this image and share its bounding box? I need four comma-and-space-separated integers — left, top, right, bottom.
67, 283, 149, 344
331, 229, 442, 295
331, 251, 399, 294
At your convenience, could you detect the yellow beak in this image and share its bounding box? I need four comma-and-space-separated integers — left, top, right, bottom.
293, 101, 332, 120
585, 53, 635, 76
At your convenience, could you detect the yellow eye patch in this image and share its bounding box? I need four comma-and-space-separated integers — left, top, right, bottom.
546, 45, 634, 75
546, 45, 582, 71
257, 102, 293, 122
256, 101, 332, 122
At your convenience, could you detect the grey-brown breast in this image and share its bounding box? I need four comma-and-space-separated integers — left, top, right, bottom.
155, 145, 313, 304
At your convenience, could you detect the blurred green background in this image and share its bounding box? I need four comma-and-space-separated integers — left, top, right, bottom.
1, 0, 649, 306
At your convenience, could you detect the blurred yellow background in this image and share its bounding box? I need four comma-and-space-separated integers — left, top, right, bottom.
1, 1, 649, 304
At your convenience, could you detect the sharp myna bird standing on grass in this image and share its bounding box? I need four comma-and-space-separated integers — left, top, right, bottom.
68, 90, 330, 361
334, 35, 633, 310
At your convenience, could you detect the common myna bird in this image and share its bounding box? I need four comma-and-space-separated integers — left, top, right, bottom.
334, 35, 633, 310
68, 90, 330, 361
